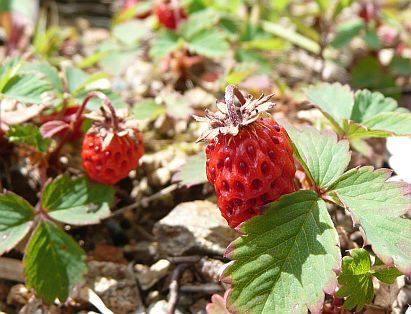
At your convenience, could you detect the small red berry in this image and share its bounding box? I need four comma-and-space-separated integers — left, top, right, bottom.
195, 86, 296, 228
81, 109, 144, 185
155, 2, 186, 30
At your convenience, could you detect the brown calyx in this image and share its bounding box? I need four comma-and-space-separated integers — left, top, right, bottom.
193, 85, 275, 142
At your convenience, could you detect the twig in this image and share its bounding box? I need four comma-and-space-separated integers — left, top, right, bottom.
167, 263, 187, 314
167, 255, 201, 264
0, 257, 24, 282
180, 283, 223, 294
112, 184, 179, 217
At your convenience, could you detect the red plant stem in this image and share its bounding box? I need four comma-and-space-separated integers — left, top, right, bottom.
50, 91, 117, 160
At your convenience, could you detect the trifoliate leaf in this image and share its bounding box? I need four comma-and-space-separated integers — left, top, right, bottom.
336, 248, 374, 311
304, 82, 354, 131
328, 167, 411, 273
336, 248, 402, 311
42, 175, 114, 225
172, 152, 207, 187
24, 221, 87, 303
0, 192, 34, 255
186, 30, 229, 58
7, 124, 51, 153
281, 123, 350, 189
223, 190, 340, 314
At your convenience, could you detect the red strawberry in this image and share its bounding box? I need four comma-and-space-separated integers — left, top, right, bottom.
194, 86, 296, 228
155, 2, 186, 30
81, 109, 144, 185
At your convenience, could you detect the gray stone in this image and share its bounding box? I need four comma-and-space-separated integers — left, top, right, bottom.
153, 201, 238, 256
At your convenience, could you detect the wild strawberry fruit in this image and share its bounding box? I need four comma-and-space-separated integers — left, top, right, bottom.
194, 86, 296, 228
81, 108, 144, 185
155, 2, 186, 30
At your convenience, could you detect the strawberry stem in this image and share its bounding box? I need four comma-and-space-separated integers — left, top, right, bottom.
49, 91, 117, 162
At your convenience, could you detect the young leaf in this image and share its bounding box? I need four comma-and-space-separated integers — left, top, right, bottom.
304, 82, 354, 131
186, 30, 229, 58
1, 74, 52, 104
336, 248, 374, 311
0, 192, 34, 255
7, 124, 51, 153
223, 190, 340, 314
42, 175, 114, 225
281, 123, 350, 189
336, 248, 402, 311
24, 221, 87, 303
172, 152, 208, 187
328, 167, 411, 273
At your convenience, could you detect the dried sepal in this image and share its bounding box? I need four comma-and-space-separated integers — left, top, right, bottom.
86, 107, 141, 150
194, 86, 275, 142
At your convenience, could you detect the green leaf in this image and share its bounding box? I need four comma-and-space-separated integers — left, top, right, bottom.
223, 190, 340, 314
64, 67, 89, 94
7, 124, 51, 153
364, 28, 381, 49
373, 265, 402, 284
330, 19, 364, 49
328, 167, 411, 273
304, 82, 354, 130
336, 248, 402, 310
132, 99, 165, 121
281, 123, 350, 189
262, 21, 320, 54
351, 57, 399, 97
112, 20, 147, 46
1, 74, 52, 104
149, 31, 181, 58
389, 56, 411, 76
42, 175, 114, 225
172, 152, 207, 187
362, 112, 411, 136
315, 0, 329, 11
336, 248, 375, 311
0, 192, 34, 255
351, 89, 400, 123
21, 61, 64, 93
332, 0, 355, 19
24, 221, 87, 303
186, 30, 229, 58
179, 9, 219, 39
99, 50, 137, 76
